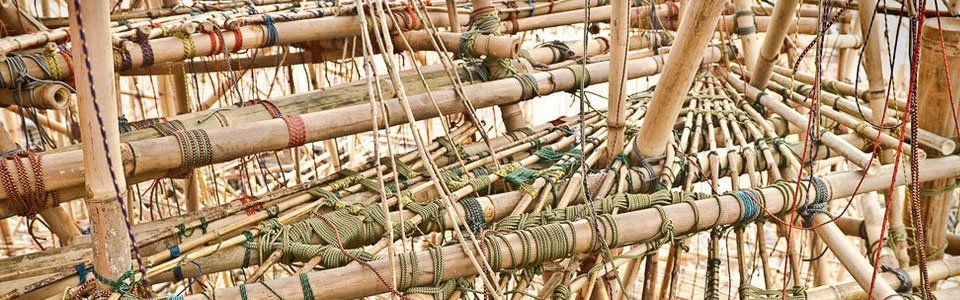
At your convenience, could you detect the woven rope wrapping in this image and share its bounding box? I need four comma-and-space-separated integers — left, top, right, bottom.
150, 119, 186, 136
379, 156, 420, 181
0, 151, 59, 217
492, 189, 709, 232
128, 117, 165, 130
739, 284, 808, 300
282, 115, 307, 148
171, 30, 197, 59
252, 213, 379, 268
135, 36, 155, 67
565, 64, 592, 92
173, 129, 214, 169
41, 48, 63, 80
113, 43, 132, 71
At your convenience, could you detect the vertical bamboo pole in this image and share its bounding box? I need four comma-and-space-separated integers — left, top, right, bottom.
748, 0, 800, 89
836, 15, 858, 82
856, 0, 889, 123
631, 0, 725, 158
604, 0, 630, 167
914, 18, 960, 271
733, 0, 758, 68
446, 0, 461, 33
68, 0, 135, 287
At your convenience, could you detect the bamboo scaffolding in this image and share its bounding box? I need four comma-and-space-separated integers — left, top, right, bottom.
748, 0, 799, 89
0, 47, 728, 218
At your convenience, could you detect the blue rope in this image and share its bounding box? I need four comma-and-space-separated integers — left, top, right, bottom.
731, 191, 759, 224
169, 245, 184, 281
75, 263, 90, 285
262, 14, 279, 47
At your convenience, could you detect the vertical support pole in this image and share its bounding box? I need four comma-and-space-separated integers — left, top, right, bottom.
856, 0, 889, 122
604, 0, 630, 167
446, 0, 461, 33
915, 18, 960, 270
733, 0, 759, 68
836, 15, 858, 82
68, 0, 134, 288
631, 0, 725, 158
748, 0, 800, 89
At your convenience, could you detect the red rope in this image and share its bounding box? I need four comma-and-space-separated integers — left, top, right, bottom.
282, 115, 307, 148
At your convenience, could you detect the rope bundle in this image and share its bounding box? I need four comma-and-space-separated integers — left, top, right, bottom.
0, 151, 58, 217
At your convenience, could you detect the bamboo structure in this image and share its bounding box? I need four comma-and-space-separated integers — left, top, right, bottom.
0, 1, 956, 300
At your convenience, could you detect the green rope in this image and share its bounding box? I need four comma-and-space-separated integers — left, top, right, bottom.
300, 273, 315, 300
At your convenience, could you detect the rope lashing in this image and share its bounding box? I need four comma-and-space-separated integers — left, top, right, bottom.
261, 14, 279, 47
739, 284, 808, 300
75, 263, 91, 285
515, 73, 541, 100
41, 47, 65, 80
798, 176, 831, 226
503, 165, 539, 196
134, 36, 155, 67
281, 115, 307, 148
170, 30, 197, 59
492, 190, 709, 232
565, 64, 592, 92
732, 10, 757, 35
150, 119, 186, 136
704, 228, 722, 300
173, 129, 214, 169
113, 43, 133, 71
536, 41, 578, 64
729, 190, 761, 225
881, 264, 914, 294
252, 217, 378, 267
435, 136, 467, 161
239, 99, 283, 119
0, 151, 58, 217
232, 28, 245, 52
128, 117, 165, 131
92, 268, 140, 297
460, 197, 487, 234
175, 217, 208, 239
169, 245, 185, 281
379, 156, 420, 180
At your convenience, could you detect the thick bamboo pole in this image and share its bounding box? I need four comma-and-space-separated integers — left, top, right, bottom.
604, 0, 630, 167
748, 0, 800, 89
630, 0, 725, 158
183, 154, 960, 300
914, 17, 960, 267
67, 0, 134, 288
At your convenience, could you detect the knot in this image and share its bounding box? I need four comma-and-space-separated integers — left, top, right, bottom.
798, 176, 830, 226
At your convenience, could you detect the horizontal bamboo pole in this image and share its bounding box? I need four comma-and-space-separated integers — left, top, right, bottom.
771, 65, 908, 111
810, 213, 898, 299
0, 47, 729, 218
183, 154, 960, 299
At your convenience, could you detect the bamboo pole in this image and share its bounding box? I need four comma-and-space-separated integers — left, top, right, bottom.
183, 154, 960, 300
630, 0, 725, 158
733, 0, 759, 68
856, 0, 889, 123
913, 17, 960, 268
67, 0, 134, 289
603, 0, 630, 167
810, 213, 898, 299
748, 0, 800, 89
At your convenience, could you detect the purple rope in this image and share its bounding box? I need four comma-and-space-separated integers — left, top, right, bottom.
70, 0, 152, 297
